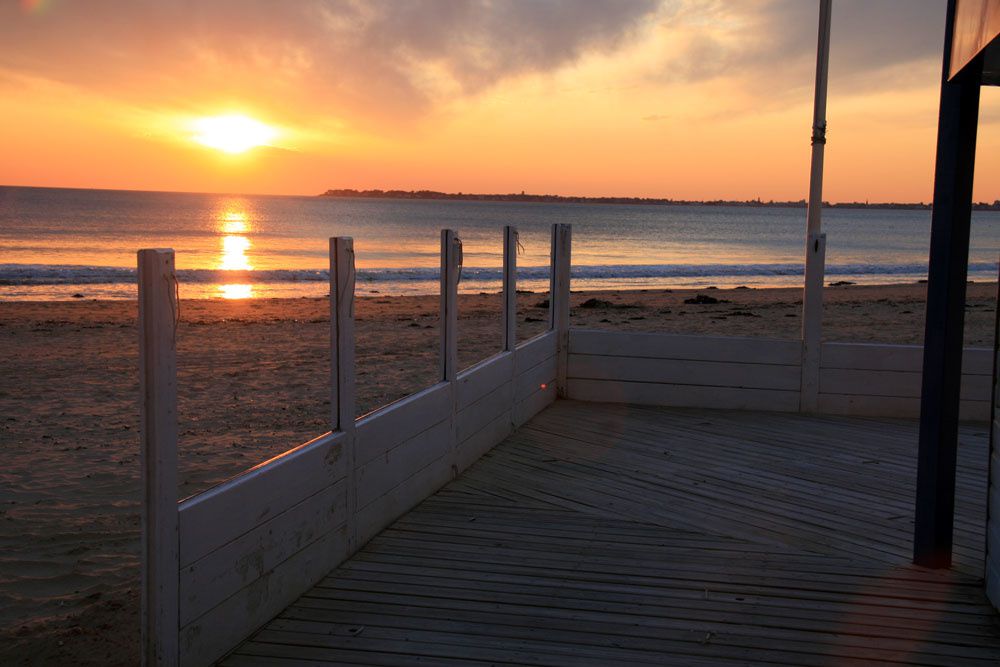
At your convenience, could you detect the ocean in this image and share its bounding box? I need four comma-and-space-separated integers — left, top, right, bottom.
2, 185, 999, 300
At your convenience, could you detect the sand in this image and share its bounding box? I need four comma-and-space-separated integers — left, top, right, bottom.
0, 282, 996, 665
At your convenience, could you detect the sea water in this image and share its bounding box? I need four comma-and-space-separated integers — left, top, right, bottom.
2, 185, 999, 300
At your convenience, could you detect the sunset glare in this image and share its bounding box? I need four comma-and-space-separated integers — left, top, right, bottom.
192, 115, 276, 154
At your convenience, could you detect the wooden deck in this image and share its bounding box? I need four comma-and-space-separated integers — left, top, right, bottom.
223, 401, 1000, 666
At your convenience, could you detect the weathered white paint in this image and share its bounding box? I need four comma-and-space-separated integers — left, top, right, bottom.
569, 329, 801, 365
147, 228, 568, 667
503, 225, 517, 353
801, 232, 826, 411
177, 430, 346, 567
551, 224, 572, 397
139, 248, 180, 667
568, 378, 801, 412
569, 354, 801, 391
330, 237, 357, 553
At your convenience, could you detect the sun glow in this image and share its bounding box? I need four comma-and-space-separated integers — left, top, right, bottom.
192, 114, 276, 154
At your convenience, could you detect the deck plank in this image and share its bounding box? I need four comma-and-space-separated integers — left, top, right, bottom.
227, 401, 1000, 665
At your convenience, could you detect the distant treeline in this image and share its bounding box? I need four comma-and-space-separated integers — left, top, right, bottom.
320, 189, 1000, 211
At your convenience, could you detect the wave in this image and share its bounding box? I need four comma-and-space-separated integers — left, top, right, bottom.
1, 262, 997, 286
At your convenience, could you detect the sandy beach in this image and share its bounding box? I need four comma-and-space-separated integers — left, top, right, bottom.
0, 282, 996, 665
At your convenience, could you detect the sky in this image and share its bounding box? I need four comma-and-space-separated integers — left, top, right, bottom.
0, 0, 997, 202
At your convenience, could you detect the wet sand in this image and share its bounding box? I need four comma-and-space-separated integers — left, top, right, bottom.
0, 282, 996, 665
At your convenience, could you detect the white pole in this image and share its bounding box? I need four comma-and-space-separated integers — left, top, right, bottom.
801, 0, 832, 412
502, 226, 518, 353
329, 237, 357, 552
138, 248, 179, 666
551, 224, 572, 398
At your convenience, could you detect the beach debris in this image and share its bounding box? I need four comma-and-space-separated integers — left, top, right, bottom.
706, 286, 718, 290
629, 316, 645, 320
516, 289, 534, 294
524, 316, 544, 323
828, 280, 855, 286
658, 309, 672, 315
683, 294, 720, 305
534, 299, 549, 308
579, 298, 612, 308
71, 293, 85, 298
734, 285, 750, 290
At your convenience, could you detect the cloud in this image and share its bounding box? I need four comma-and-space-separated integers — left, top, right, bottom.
652, 0, 947, 95
0, 0, 658, 128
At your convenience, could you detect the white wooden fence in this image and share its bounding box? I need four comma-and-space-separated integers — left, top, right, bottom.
141, 222, 995, 664
139, 225, 568, 666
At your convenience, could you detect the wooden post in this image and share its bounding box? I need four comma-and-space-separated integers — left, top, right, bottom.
330, 237, 357, 552
801, 233, 826, 411
550, 224, 572, 398
503, 226, 518, 353
441, 229, 461, 382
800, 0, 832, 413
138, 248, 179, 666
914, 0, 982, 569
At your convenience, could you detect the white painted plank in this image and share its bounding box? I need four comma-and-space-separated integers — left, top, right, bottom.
568, 354, 801, 391
822, 342, 992, 375
567, 378, 800, 412
456, 382, 513, 443
354, 383, 450, 464
816, 393, 989, 421
179, 479, 347, 626
516, 355, 557, 403
177, 430, 346, 567
355, 418, 452, 509
456, 410, 514, 473
138, 248, 179, 667
354, 454, 455, 546
456, 352, 513, 411
569, 329, 801, 366
515, 330, 557, 374
179, 526, 348, 667
820, 368, 991, 400
513, 382, 558, 427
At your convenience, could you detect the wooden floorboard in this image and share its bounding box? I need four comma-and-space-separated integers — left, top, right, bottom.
225, 401, 1000, 666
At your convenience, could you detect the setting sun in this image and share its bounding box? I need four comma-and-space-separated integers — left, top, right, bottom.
191, 114, 276, 154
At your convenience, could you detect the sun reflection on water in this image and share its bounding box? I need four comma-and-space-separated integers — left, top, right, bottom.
216, 204, 254, 299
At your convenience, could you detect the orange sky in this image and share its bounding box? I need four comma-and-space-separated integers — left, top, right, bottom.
0, 0, 997, 203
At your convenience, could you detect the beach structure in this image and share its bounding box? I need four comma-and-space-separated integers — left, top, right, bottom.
137, 2, 1000, 665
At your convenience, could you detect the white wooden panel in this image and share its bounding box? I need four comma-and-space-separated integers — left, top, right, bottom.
513, 381, 558, 427
179, 479, 347, 626
821, 342, 992, 375
456, 352, 513, 411
515, 330, 557, 374
179, 525, 348, 667
456, 380, 513, 442
820, 368, 991, 400
568, 354, 801, 391
816, 393, 989, 421
515, 355, 557, 402
569, 329, 801, 366
354, 454, 455, 546
567, 378, 800, 412
456, 410, 514, 473
354, 383, 450, 464
178, 430, 346, 567
355, 418, 451, 509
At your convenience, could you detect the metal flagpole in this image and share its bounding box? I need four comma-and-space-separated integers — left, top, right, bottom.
800, 0, 833, 412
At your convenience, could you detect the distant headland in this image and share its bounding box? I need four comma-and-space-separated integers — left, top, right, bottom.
320, 188, 1000, 211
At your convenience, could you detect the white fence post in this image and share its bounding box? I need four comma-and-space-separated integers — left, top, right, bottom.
550, 224, 572, 398
138, 248, 179, 666
503, 226, 518, 353
442, 230, 462, 475
801, 232, 826, 411
330, 237, 357, 552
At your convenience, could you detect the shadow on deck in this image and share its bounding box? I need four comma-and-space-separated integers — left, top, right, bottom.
224, 400, 1000, 666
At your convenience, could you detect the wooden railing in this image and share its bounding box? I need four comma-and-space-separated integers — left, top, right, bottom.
139, 224, 571, 666
141, 222, 994, 664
